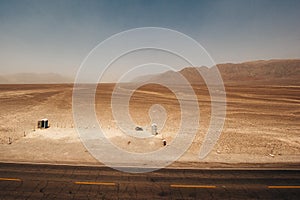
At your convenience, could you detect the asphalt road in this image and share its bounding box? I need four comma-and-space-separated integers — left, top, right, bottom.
0, 162, 299, 200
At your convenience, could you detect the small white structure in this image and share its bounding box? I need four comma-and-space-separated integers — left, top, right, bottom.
38, 118, 49, 129
151, 123, 158, 135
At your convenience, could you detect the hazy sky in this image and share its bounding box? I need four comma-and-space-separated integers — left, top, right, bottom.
0, 0, 300, 80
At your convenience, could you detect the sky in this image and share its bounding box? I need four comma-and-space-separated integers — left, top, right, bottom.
0, 0, 300, 81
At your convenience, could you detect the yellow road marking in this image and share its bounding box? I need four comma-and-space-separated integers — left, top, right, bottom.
74, 181, 116, 186
0, 177, 22, 182
170, 184, 216, 189
268, 186, 300, 189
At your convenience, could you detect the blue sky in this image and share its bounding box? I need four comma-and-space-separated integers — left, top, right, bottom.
0, 0, 299, 79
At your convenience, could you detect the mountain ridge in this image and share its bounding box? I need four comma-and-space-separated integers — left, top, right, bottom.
133, 59, 300, 85
0, 73, 73, 84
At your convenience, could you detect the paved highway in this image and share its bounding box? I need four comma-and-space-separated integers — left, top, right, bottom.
0, 162, 299, 199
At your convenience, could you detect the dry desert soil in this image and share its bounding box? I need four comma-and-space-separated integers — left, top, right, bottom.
0, 83, 299, 168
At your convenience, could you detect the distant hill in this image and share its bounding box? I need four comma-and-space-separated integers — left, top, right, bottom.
0, 73, 73, 84
216, 59, 300, 84
133, 59, 300, 85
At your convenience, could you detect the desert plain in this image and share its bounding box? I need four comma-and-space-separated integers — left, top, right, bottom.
0, 79, 299, 168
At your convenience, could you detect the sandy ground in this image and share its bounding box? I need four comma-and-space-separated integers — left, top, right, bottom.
0, 83, 299, 168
